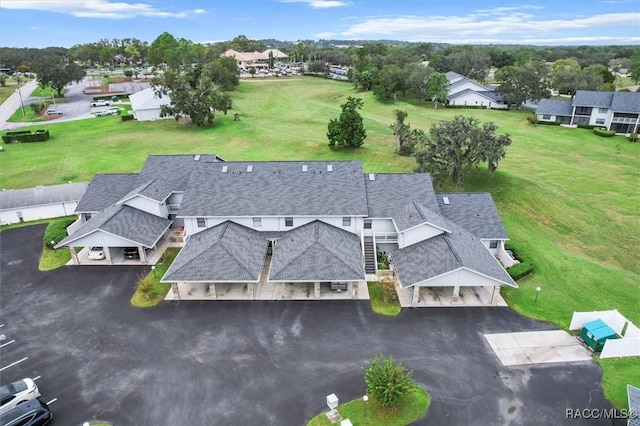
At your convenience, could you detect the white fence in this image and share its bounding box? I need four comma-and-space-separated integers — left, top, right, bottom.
569, 310, 640, 359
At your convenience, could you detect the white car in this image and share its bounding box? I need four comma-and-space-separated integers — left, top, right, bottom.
45, 107, 62, 115
0, 378, 40, 415
90, 100, 110, 107
88, 246, 105, 260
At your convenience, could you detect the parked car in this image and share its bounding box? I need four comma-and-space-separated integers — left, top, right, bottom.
87, 246, 105, 260
90, 100, 110, 107
95, 109, 118, 117
45, 107, 62, 115
0, 399, 52, 426
123, 247, 140, 259
0, 379, 40, 415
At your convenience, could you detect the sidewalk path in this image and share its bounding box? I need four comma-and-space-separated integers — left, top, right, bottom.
0, 80, 38, 130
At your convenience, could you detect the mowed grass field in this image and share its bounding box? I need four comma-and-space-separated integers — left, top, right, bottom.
1, 77, 638, 407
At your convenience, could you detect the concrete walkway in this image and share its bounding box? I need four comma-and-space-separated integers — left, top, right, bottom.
485, 330, 592, 366
0, 80, 38, 129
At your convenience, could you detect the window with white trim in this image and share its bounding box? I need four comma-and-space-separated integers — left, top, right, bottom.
598, 108, 608, 114
253, 217, 262, 227
343, 217, 351, 226
542, 114, 551, 120
197, 218, 206, 228
285, 217, 293, 227
489, 240, 498, 249
595, 118, 605, 125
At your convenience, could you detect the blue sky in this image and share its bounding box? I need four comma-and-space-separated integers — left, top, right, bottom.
1, 0, 639, 48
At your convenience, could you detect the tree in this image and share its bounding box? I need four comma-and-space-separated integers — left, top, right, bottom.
307, 60, 328, 74
364, 354, 415, 408
550, 58, 603, 97
153, 67, 231, 127
0, 74, 6, 87
414, 115, 512, 187
147, 32, 180, 68
373, 64, 406, 101
390, 110, 425, 156
205, 56, 240, 91
424, 72, 449, 108
30, 55, 85, 96
495, 61, 550, 108
327, 97, 366, 149
248, 67, 256, 78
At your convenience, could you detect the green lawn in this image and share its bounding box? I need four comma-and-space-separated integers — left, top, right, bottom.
368, 281, 401, 316
1, 77, 638, 407
307, 386, 429, 426
130, 247, 180, 307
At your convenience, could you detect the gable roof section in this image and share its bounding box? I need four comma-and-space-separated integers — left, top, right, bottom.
365, 173, 442, 231
572, 91, 614, 108
445, 71, 465, 83
129, 87, 171, 111
56, 203, 171, 248
269, 220, 365, 282
75, 174, 138, 212
162, 221, 267, 282
389, 222, 516, 288
263, 48, 288, 59
0, 182, 88, 210
610, 91, 640, 113
448, 88, 503, 102
136, 154, 224, 194
437, 193, 508, 239
536, 99, 573, 117
179, 161, 368, 217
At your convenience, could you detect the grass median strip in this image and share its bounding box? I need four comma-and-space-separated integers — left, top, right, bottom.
131, 247, 180, 308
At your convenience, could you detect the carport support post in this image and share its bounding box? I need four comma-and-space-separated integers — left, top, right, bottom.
104, 246, 113, 264
139, 246, 147, 264
69, 246, 79, 265
247, 282, 254, 299
412, 286, 419, 307
171, 283, 181, 300
208, 283, 217, 299
314, 282, 320, 299
348, 282, 355, 300
452, 286, 460, 304
491, 286, 499, 305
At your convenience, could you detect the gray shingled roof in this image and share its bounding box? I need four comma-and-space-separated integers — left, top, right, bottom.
56, 203, 171, 248
75, 174, 138, 212
179, 161, 368, 217
389, 221, 516, 288
535, 99, 573, 117
573, 91, 614, 108
0, 182, 88, 210
448, 88, 502, 102
629, 385, 640, 426
136, 154, 223, 191
162, 221, 267, 282
437, 193, 508, 239
269, 221, 365, 282
365, 174, 444, 231
611, 91, 640, 113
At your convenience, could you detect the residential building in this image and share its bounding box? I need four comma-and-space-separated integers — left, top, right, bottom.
129, 87, 172, 121
55, 155, 517, 306
446, 71, 508, 109
536, 90, 640, 134
221, 49, 288, 70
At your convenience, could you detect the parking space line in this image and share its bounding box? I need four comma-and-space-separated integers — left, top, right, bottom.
0, 339, 15, 348
46, 398, 57, 405
33, 375, 41, 381
0, 356, 28, 371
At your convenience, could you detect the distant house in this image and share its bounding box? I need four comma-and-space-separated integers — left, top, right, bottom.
0, 182, 88, 225
536, 91, 640, 134
55, 155, 517, 307
221, 49, 288, 70
129, 87, 172, 121
446, 71, 508, 109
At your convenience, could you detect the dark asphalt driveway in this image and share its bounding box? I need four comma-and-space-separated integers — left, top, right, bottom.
0, 225, 621, 425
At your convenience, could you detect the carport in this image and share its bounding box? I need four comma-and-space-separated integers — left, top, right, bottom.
396, 284, 507, 307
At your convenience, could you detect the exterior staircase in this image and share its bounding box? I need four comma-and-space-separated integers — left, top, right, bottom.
364, 236, 376, 274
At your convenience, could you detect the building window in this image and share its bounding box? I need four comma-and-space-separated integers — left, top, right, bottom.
343, 217, 351, 226
489, 240, 498, 249
364, 219, 372, 229
197, 218, 206, 228
598, 108, 608, 114
595, 118, 605, 125
542, 115, 551, 120
285, 217, 293, 227
253, 217, 262, 227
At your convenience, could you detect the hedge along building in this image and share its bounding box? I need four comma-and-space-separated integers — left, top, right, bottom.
55, 155, 517, 306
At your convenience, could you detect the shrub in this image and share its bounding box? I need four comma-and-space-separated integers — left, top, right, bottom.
121, 114, 134, 121
526, 114, 538, 125
43, 217, 77, 248
593, 127, 616, 138
577, 123, 599, 129
505, 242, 535, 280
627, 133, 638, 142
364, 354, 415, 407
535, 120, 562, 126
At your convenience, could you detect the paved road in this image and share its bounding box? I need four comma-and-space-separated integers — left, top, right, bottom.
0, 225, 623, 425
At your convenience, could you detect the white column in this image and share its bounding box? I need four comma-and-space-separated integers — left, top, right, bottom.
69, 247, 79, 265
247, 282, 254, 299
139, 246, 147, 264
104, 246, 112, 264
352, 282, 358, 300
171, 283, 181, 300
452, 286, 460, 304
490, 286, 499, 305
314, 282, 320, 299
208, 283, 217, 299
412, 286, 420, 307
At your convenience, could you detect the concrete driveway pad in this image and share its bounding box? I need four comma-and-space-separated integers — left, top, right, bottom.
485, 330, 592, 366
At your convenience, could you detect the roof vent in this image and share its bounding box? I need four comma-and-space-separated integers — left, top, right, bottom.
443, 196, 450, 205
327, 165, 333, 172
194, 154, 201, 161
247, 165, 253, 173
302, 165, 308, 172
221, 165, 228, 173
368, 173, 375, 181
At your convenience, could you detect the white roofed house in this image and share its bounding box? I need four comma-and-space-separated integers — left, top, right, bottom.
129, 87, 172, 121
55, 154, 517, 306
445, 71, 509, 109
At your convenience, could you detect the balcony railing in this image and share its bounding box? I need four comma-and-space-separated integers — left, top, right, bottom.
375, 232, 398, 243
612, 117, 638, 124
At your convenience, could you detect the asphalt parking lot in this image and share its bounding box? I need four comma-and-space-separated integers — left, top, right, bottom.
0, 225, 623, 425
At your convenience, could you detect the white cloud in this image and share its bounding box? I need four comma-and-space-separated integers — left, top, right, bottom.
335, 12, 640, 44
193, 8, 207, 15
0, 0, 197, 19
280, 0, 349, 9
